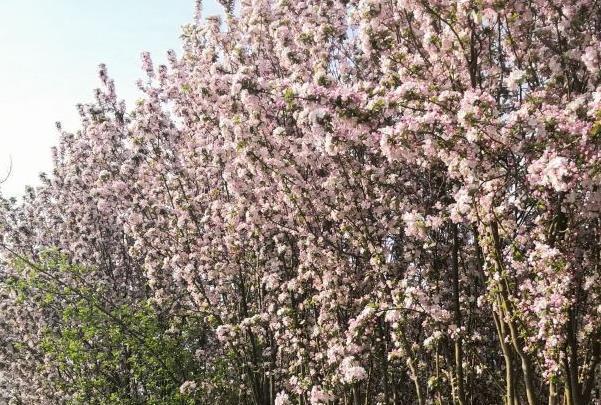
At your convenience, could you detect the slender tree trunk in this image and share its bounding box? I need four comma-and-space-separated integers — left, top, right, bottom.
564, 379, 573, 405
567, 310, 583, 405
505, 313, 538, 405
400, 330, 424, 405
582, 339, 600, 404
493, 308, 515, 405
379, 320, 390, 405
352, 385, 360, 405
549, 379, 558, 405
451, 224, 466, 405
476, 226, 516, 405
490, 221, 538, 405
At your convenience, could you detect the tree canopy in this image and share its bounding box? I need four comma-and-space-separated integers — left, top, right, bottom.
1, 0, 600, 404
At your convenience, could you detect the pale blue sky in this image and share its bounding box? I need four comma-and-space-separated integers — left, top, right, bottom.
0, 0, 221, 197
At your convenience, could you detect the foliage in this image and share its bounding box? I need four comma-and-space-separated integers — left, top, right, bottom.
4, 251, 225, 404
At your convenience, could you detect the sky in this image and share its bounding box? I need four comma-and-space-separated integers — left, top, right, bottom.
0, 0, 222, 198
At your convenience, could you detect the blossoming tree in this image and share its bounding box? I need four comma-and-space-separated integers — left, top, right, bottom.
1, 0, 600, 404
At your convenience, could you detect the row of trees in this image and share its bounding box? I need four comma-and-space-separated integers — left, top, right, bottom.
1, 0, 600, 403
